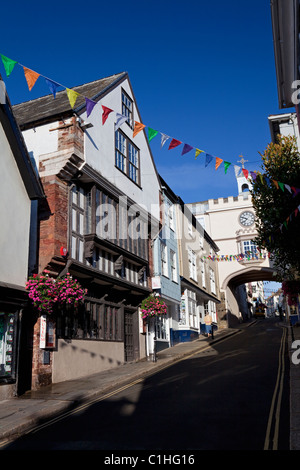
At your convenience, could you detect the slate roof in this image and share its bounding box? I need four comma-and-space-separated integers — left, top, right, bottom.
12, 72, 127, 129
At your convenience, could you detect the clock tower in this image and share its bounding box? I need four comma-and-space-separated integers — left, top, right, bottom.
187, 154, 272, 328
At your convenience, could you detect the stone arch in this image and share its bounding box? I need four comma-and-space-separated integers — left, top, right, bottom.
218, 266, 276, 327
221, 265, 276, 291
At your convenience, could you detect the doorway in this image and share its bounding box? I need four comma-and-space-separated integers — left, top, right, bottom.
124, 309, 139, 362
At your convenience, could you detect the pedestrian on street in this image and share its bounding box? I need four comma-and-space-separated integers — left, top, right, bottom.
205, 312, 213, 337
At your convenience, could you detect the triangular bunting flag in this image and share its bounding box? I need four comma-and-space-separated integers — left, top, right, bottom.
242, 168, 249, 179
168, 138, 182, 150
1, 54, 17, 77
265, 177, 271, 187
285, 184, 292, 193
160, 133, 170, 148
85, 98, 96, 117
195, 148, 203, 159
250, 171, 257, 180
224, 161, 231, 174
45, 78, 60, 98
295, 207, 299, 217
181, 144, 193, 156
291, 186, 300, 197
133, 121, 146, 138
234, 165, 241, 178
205, 154, 213, 167
278, 181, 285, 192
23, 67, 40, 91
115, 113, 127, 131
102, 105, 113, 125
148, 127, 158, 142
215, 157, 223, 170
66, 88, 80, 108
273, 180, 279, 189
257, 172, 264, 184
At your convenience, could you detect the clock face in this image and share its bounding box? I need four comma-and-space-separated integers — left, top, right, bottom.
239, 211, 255, 226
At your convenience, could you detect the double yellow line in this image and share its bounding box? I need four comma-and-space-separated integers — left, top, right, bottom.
264, 327, 287, 450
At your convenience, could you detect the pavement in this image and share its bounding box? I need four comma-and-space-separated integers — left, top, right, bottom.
0, 318, 299, 449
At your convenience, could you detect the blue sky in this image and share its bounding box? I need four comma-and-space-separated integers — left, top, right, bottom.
0, 0, 293, 205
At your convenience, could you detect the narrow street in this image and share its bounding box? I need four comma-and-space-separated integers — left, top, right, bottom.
2, 318, 289, 452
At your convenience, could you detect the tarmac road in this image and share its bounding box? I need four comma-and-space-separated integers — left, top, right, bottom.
1, 317, 290, 451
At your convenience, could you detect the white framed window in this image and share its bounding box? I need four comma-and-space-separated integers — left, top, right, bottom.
115, 130, 140, 185
168, 204, 175, 231
201, 259, 206, 288
161, 242, 168, 277
122, 89, 133, 127
209, 267, 216, 294
242, 240, 257, 254
188, 249, 197, 281
155, 315, 168, 341
170, 249, 177, 282
188, 290, 197, 328
199, 233, 204, 249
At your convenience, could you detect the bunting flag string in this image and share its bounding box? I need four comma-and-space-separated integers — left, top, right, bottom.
200, 251, 270, 262
1, 51, 300, 197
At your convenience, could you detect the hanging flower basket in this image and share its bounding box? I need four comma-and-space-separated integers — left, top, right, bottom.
26, 273, 87, 315
140, 294, 167, 321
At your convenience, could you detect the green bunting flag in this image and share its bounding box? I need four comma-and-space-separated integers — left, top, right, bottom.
148, 127, 158, 142
224, 161, 231, 174
1, 54, 17, 77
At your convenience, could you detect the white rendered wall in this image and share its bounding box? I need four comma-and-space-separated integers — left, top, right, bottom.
0, 123, 31, 287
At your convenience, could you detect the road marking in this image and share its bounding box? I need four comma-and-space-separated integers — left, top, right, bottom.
264, 327, 286, 450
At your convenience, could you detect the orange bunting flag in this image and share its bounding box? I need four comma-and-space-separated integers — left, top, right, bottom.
133, 121, 146, 137
215, 157, 223, 170
23, 67, 40, 91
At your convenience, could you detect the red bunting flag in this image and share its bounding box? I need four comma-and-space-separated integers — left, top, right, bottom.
102, 105, 113, 125
133, 121, 146, 137
168, 138, 182, 150
242, 168, 249, 179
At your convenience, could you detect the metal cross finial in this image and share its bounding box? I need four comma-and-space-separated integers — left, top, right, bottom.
237, 155, 248, 168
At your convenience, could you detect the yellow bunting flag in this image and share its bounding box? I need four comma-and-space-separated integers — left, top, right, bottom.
133, 121, 146, 138
195, 148, 203, 159
23, 67, 40, 91
66, 88, 80, 108
215, 157, 223, 170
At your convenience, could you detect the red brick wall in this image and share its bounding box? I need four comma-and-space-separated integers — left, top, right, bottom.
57, 116, 84, 155
38, 175, 69, 273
